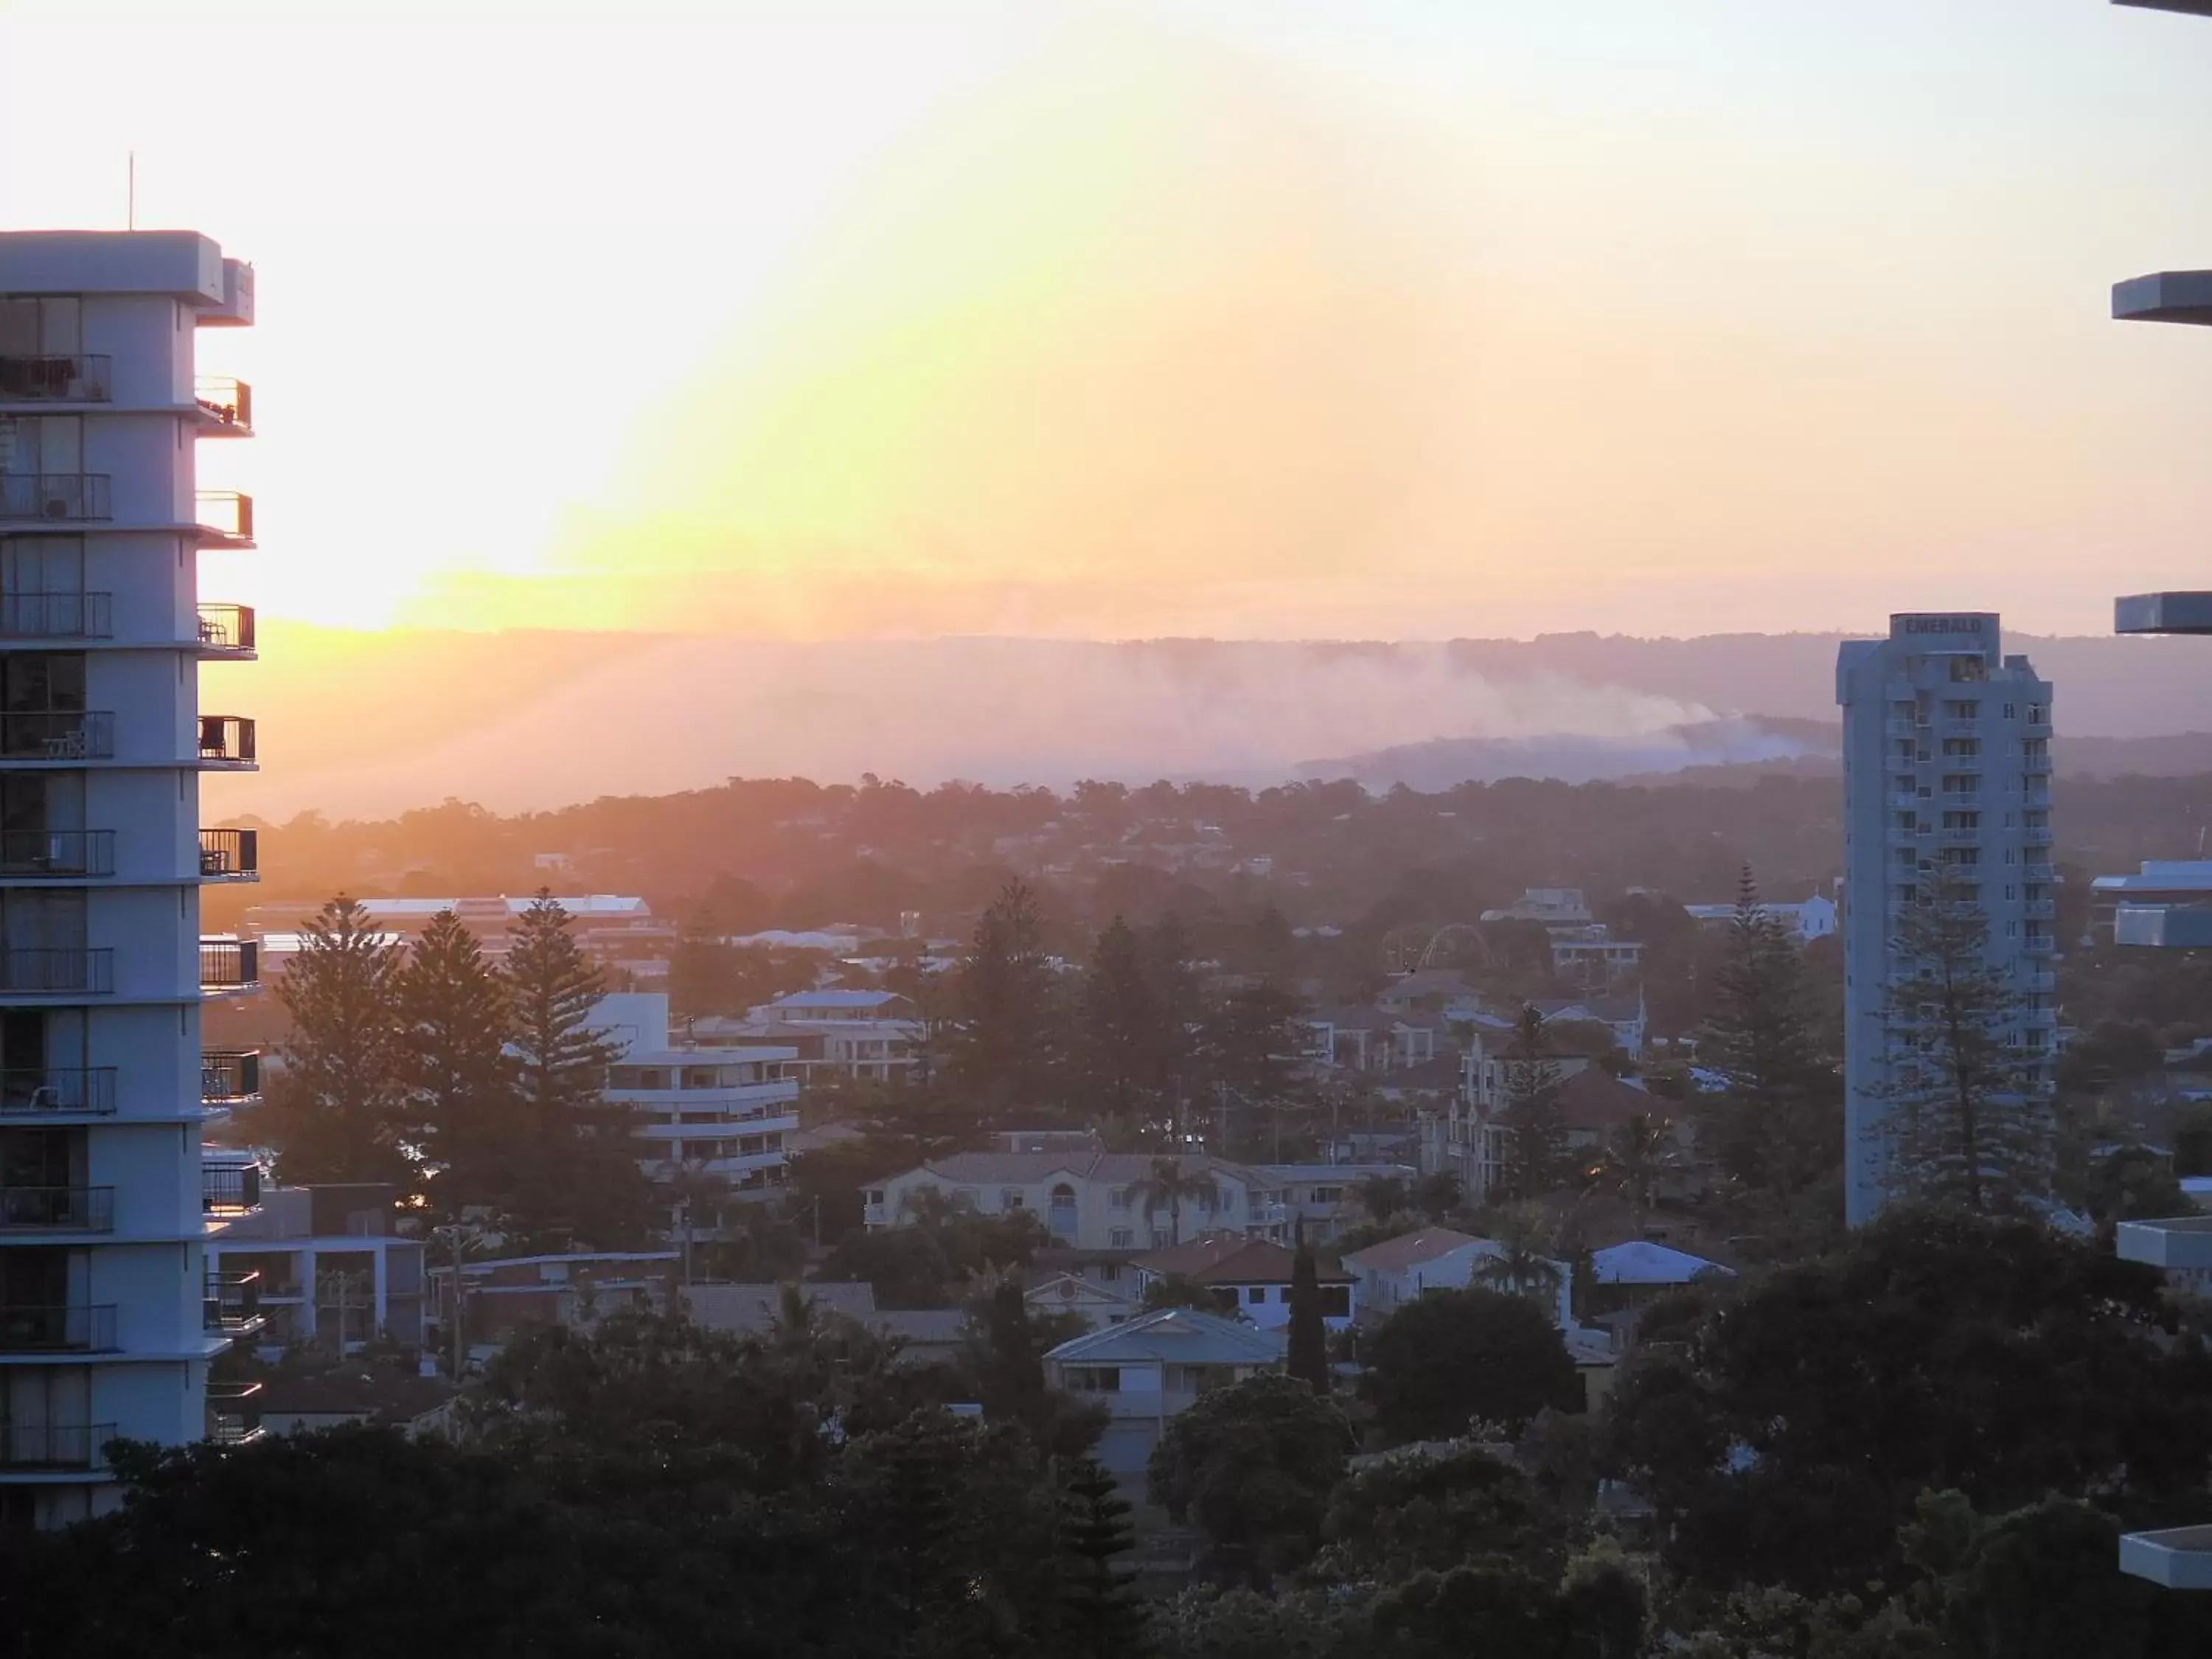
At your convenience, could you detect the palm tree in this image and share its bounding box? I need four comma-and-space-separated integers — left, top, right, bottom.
1590, 1111, 1681, 1234
1133, 1155, 1214, 1247
1472, 1202, 1565, 1312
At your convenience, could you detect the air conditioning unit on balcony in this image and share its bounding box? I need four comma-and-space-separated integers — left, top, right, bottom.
41, 497, 69, 520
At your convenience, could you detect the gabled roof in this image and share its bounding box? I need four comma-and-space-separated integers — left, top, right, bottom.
1341, 1227, 1487, 1273
1026, 1271, 1138, 1309
1590, 1241, 1733, 1285
1132, 1232, 1350, 1285
1046, 1306, 1285, 1367
1556, 1068, 1666, 1132
765, 989, 911, 1012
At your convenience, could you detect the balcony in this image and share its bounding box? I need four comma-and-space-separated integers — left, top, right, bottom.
192, 377, 252, 436
200, 938, 259, 992
0, 592, 111, 641
0, 1421, 115, 1470
0, 1184, 114, 1232
2023, 862, 2056, 883
2121, 1527, 2212, 1591
203, 1163, 262, 1215
2113, 272, 2212, 328
0, 711, 114, 762
1885, 718, 1921, 739
204, 1270, 265, 1336
198, 828, 257, 881
201, 1050, 260, 1106
1888, 793, 1919, 811
0, 474, 111, 523
0, 830, 113, 880
2019, 788, 2053, 810
0, 1303, 117, 1352
1938, 827, 1981, 844
197, 716, 257, 769
0, 1067, 116, 1116
0, 353, 110, 403
2024, 827, 2054, 847
2024, 970, 2057, 993
2023, 899, 2056, 921
0, 948, 114, 995
194, 490, 254, 549
207, 1381, 265, 1448
195, 603, 255, 655
2022, 937, 2057, 958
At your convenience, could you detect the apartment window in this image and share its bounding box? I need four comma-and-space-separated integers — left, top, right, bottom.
2002, 703, 2017, 720
1109, 1227, 1133, 1248
1000, 1188, 1023, 1210
1246, 1286, 1267, 1305
1944, 699, 1980, 719
2028, 705, 2045, 724
865, 1189, 885, 1206
1945, 848, 1980, 867
1065, 1366, 1121, 1393
1319, 1285, 1351, 1318
1108, 1186, 1130, 1210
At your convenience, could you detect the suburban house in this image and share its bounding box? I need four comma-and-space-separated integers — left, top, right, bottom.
865, 1152, 1294, 1248
1374, 970, 1484, 1023
250, 1368, 459, 1440
1045, 1307, 1286, 1475
1130, 1234, 1357, 1330
431, 1251, 678, 1358
1683, 894, 1837, 942
1253, 1164, 1419, 1242
1026, 1270, 1141, 1331
1340, 1228, 1574, 1330
1530, 994, 1649, 1061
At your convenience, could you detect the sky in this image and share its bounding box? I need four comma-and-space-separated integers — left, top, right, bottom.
5, 0, 2212, 642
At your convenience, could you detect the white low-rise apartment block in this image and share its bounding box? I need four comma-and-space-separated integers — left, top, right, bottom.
869, 1152, 1301, 1248
699, 988, 922, 1085
0, 231, 263, 1526
595, 993, 800, 1228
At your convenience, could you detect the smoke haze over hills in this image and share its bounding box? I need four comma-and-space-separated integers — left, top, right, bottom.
204, 626, 2212, 820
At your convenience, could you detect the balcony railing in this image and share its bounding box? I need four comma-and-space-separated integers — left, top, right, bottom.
0, 829, 114, 878
0, 591, 111, 640
0, 354, 111, 402
204, 1270, 263, 1335
198, 828, 257, 879
193, 377, 252, 432
0, 1184, 113, 1231
194, 490, 253, 543
0, 711, 114, 761
0, 1067, 116, 1116
0, 948, 113, 995
201, 1050, 260, 1105
200, 939, 259, 990
0, 1303, 116, 1352
195, 603, 254, 652
0, 474, 111, 521
203, 1163, 262, 1214
2023, 863, 2056, 883
2024, 827, 2054, 847
0, 1421, 116, 1469
208, 1381, 265, 1447
198, 716, 256, 766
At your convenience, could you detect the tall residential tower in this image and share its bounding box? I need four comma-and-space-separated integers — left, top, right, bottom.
1836, 613, 2054, 1226
0, 232, 262, 1528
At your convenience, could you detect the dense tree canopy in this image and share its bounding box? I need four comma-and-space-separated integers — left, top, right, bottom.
1361, 1288, 1582, 1445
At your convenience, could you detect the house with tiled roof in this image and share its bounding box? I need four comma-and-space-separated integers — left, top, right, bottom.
1340, 1227, 1573, 1330
1130, 1232, 1357, 1330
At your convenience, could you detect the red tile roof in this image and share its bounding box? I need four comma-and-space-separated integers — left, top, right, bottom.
1132, 1231, 1350, 1284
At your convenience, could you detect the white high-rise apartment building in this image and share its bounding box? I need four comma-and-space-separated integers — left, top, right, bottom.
1836, 613, 2055, 1227
0, 232, 263, 1528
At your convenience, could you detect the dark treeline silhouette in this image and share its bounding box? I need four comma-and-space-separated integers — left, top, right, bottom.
212, 768, 2209, 949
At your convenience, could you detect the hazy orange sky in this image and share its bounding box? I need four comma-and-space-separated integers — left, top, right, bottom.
6, 0, 2212, 640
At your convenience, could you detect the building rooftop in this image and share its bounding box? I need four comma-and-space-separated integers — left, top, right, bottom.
759, 989, 911, 1012
1556, 1069, 1667, 1132
1132, 1232, 1350, 1285
902, 1151, 1274, 1190
1046, 1306, 1284, 1367
1341, 1228, 1487, 1273
1590, 1241, 1733, 1285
